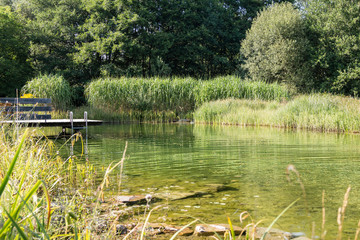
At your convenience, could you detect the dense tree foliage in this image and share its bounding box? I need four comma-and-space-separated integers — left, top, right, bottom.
1, 0, 294, 87
11, 0, 88, 84
306, 0, 360, 96
241, 2, 312, 89
0, 7, 32, 96
122, 0, 247, 78
2, 0, 359, 99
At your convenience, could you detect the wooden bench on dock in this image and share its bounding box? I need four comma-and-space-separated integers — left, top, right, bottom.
0, 98, 103, 129
0, 97, 52, 120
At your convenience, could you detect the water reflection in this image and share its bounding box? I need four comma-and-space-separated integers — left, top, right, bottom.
52, 123, 360, 237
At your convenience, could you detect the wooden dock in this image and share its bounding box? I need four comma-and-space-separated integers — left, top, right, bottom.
0, 119, 103, 128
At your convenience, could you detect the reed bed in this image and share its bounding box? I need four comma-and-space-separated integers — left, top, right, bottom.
0, 126, 63, 238
85, 76, 290, 121
21, 74, 72, 111
194, 94, 360, 132
0, 124, 95, 238
195, 76, 290, 105
194, 98, 281, 126
85, 77, 198, 114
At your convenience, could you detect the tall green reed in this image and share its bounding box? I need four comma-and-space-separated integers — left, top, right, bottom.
22, 74, 72, 111
85, 76, 291, 121
195, 76, 290, 105
0, 123, 96, 239
0, 129, 52, 239
194, 94, 360, 133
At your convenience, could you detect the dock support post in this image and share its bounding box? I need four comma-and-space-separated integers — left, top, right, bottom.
70, 111, 74, 157
16, 89, 19, 138
84, 111, 88, 156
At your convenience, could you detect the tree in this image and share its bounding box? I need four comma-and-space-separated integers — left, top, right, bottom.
0, 7, 32, 96
73, 0, 137, 79
13, 0, 88, 85
241, 2, 312, 90
124, 0, 249, 78
306, 0, 360, 96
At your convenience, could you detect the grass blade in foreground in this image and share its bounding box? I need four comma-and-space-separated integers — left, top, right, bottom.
0, 180, 42, 237
260, 198, 299, 240
0, 129, 28, 197
4, 209, 28, 240
140, 205, 163, 240
227, 216, 235, 239
170, 219, 199, 240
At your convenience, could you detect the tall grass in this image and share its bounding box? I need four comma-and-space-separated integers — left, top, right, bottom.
85, 76, 291, 121
195, 76, 290, 105
194, 94, 360, 132
85, 77, 198, 114
0, 127, 63, 238
22, 74, 72, 111
0, 123, 96, 238
274, 94, 360, 131
194, 98, 281, 125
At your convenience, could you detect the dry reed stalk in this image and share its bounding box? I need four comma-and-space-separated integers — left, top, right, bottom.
122, 222, 141, 240
140, 205, 163, 240
311, 221, 315, 239
336, 186, 351, 240
321, 190, 326, 240
354, 219, 360, 240
286, 164, 308, 210
118, 141, 128, 192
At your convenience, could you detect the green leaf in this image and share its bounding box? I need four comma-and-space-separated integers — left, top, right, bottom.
0, 129, 28, 198
4, 209, 29, 240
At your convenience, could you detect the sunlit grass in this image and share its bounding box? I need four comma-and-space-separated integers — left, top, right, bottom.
0, 124, 95, 238
194, 94, 360, 132
21, 74, 72, 111
85, 76, 291, 121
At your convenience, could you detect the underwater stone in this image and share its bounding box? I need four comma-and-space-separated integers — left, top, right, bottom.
194, 224, 243, 236
154, 191, 207, 200
115, 224, 128, 235
291, 232, 307, 238
248, 227, 292, 239
114, 195, 148, 205
133, 223, 193, 236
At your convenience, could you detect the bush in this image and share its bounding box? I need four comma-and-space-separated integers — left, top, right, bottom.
21, 74, 72, 110
241, 2, 312, 90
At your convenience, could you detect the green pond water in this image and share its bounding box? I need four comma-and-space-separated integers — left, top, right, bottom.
60, 123, 360, 238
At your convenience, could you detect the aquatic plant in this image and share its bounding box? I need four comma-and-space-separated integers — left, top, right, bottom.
194, 94, 360, 132
0, 122, 97, 238
84, 76, 291, 121
21, 74, 72, 111
195, 75, 290, 105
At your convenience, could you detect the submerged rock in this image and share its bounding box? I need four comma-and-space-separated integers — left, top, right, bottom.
154, 183, 238, 201
291, 232, 307, 238
114, 195, 148, 205
247, 227, 292, 240
134, 223, 193, 236
194, 224, 244, 236
204, 183, 238, 192
94, 219, 109, 234
115, 224, 128, 235
154, 191, 207, 200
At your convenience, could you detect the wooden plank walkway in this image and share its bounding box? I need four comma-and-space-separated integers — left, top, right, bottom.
0, 119, 103, 128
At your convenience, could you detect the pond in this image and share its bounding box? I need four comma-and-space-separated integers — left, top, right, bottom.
62, 123, 360, 238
